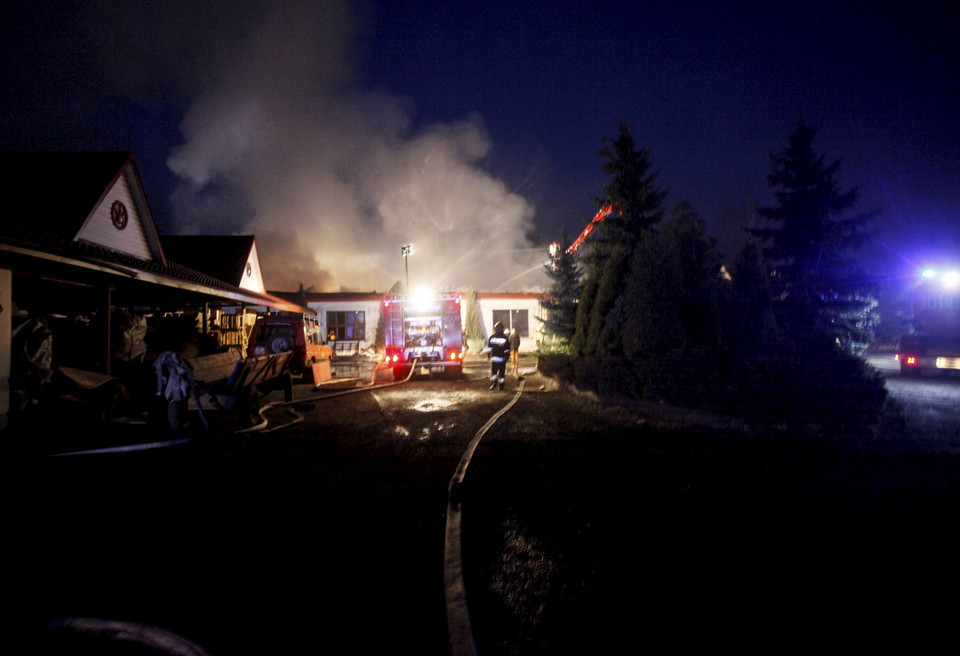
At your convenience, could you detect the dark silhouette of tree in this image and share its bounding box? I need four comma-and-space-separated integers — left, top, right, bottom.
540, 227, 581, 352
752, 117, 878, 353
572, 122, 667, 357
619, 202, 725, 401
722, 239, 776, 356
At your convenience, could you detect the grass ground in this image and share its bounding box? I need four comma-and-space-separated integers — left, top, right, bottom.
460, 389, 960, 653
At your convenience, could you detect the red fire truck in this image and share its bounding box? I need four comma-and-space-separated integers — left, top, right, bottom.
383, 292, 464, 379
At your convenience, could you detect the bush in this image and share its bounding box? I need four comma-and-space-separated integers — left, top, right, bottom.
726, 343, 888, 434
569, 356, 637, 403
566, 339, 889, 436
631, 348, 736, 410
537, 353, 573, 381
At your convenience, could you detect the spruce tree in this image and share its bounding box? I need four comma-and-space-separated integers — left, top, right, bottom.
658, 201, 723, 347
753, 117, 877, 352
619, 202, 724, 401
723, 240, 776, 356
540, 227, 581, 353
572, 122, 667, 357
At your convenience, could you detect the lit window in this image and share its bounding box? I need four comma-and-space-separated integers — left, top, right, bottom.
326, 311, 366, 340
492, 309, 529, 337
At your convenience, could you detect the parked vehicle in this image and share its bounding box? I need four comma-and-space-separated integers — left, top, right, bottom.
383, 292, 464, 379
247, 312, 332, 376
897, 268, 960, 376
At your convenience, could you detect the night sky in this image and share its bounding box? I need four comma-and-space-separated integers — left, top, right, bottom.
2, 1, 957, 292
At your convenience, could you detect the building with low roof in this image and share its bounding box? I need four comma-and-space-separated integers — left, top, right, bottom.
271, 289, 546, 356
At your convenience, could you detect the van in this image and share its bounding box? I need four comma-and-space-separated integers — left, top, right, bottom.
247, 313, 333, 376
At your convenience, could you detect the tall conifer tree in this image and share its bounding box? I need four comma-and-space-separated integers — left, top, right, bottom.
753, 117, 877, 352
572, 122, 667, 357
540, 227, 581, 352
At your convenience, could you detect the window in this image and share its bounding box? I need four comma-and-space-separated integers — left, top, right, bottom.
492, 309, 529, 337
327, 311, 365, 340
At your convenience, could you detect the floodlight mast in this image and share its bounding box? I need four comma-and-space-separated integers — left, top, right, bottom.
401, 243, 413, 291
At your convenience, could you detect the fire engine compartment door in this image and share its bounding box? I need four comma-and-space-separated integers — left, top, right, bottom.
404, 314, 442, 348
441, 304, 462, 349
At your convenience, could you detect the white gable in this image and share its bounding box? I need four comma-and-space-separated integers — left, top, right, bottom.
239, 241, 267, 294
75, 168, 157, 261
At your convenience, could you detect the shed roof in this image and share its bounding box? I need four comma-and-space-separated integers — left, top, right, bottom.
161, 235, 257, 287
0, 152, 303, 313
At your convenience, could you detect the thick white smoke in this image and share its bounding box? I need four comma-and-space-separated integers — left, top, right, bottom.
107, 0, 546, 293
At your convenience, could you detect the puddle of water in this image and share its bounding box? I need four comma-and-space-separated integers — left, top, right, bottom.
413, 398, 456, 412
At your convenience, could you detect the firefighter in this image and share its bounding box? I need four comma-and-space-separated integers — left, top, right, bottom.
487, 321, 511, 390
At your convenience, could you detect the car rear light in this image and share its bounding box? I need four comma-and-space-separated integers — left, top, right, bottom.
905, 356, 918, 366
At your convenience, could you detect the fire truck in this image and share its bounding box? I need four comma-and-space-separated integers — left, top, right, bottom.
897, 267, 960, 376
383, 292, 465, 379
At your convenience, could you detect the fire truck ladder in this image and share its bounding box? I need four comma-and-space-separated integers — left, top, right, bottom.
564, 204, 617, 254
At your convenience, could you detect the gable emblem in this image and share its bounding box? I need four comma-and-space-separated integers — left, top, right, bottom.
110, 200, 128, 230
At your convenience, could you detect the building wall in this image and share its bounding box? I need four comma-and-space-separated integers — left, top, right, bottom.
307, 299, 383, 350
75, 171, 155, 260
239, 242, 267, 294
476, 293, 543, 352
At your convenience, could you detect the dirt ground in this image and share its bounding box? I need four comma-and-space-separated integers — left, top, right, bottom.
3, 360, 960, 653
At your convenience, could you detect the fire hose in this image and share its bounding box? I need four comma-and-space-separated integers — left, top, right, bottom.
242, 358, 420, 433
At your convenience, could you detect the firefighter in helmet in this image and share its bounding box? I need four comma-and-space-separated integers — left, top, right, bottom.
487, 321, 511, 390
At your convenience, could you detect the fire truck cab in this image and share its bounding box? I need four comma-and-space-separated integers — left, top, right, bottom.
383, 292, 464, 379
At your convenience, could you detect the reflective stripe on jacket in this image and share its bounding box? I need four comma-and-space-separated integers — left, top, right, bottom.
488, 334, 510, 363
